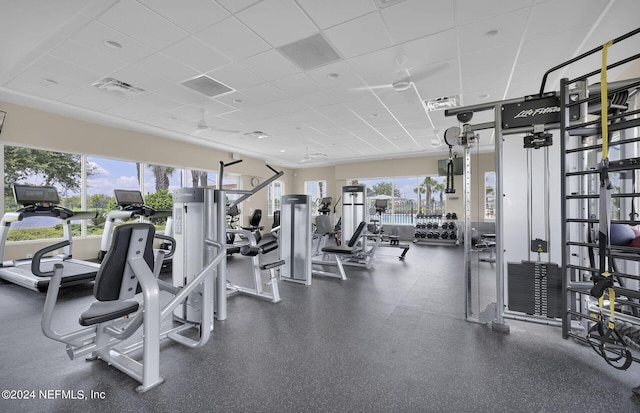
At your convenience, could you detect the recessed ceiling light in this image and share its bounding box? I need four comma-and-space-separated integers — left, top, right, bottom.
430, 138, 441, 147
370, 113, 379, 118
478, 93, 490, 100
327, 73, 339, 80
104, 40, 123, 49
280, 149, 286, 153
232, 98, 243, 103
484, 29, 500, 38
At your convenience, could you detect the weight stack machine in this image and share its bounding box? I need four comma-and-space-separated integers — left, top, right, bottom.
341, 185, 367, 246
279, 194, 312, 285
172, 187, 227, 324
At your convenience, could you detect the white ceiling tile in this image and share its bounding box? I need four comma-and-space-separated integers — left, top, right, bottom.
154, 83, 208, 105
162, 37, 231, 73
306, 61, 363, 89
271, 73, 322, 96
457, 8, 529, 55
296, 91, 342, 108
381, 0, 455, 44
519, 27, 591, 66
240, 83, 289, 105
455, 0, 534, 26
62, 85, 129, 111
215, 0, 261, 14
171, 102, 236, 120
214, 91, 259, 110
236, 0, 318, 47
97, 0, 188, 50
32, 55, 102, 86
324, 12, 392, 59
297, 0, 377, 29
135, 53, 200, 83
241, 49, 301, 82
109, 65, 170, 92
70, 21, 156, 64
49, 40, 127, 77
4, 67, 82, 100
138, 0, 229, 33
526, 0, 608, 39
206, 63, 265, 90
461, 44, 519, 93
196, 17, 271, 61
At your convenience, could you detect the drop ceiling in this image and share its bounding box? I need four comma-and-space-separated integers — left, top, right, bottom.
0, 0, 638, 168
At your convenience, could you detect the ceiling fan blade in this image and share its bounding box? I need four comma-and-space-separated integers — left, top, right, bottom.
210, 127, 240, 133
348, 84, 393, 92
408, 62, 450, 84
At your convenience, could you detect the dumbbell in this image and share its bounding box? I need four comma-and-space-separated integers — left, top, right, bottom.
441, 222, 449, 230
432, 232, 440, 239
441, 232, 449, 239
449, 231, 457, 240
448, 223, 456, 230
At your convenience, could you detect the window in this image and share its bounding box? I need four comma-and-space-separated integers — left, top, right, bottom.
348, 176, 447, 225
86, 156, 140, 236
185, 169, 216, 188
485, 172, 496, 220
4, 146, 83, 240
305, 180, 326, 215
267, 180, 283, 216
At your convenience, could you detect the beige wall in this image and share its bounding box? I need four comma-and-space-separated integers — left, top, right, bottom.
0, 100, 494, 261
0, 101, 293, 259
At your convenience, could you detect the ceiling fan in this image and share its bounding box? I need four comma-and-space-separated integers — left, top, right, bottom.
298, 147, 328, 164
348, 59, 449, 93
194, 109, 239, 134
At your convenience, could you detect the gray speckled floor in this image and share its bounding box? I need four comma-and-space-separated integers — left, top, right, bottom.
1, 244, 640, 413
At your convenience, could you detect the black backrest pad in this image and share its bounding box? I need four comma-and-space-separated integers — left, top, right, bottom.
347, 221, 367, 247
250, 209, 262, 226
93, 223, 155, 301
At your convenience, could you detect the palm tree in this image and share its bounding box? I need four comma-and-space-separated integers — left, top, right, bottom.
434, 182, 446, 214
420, 177, 439, 214
149, 165, 175, 192
191, 170, 208, 187
413, 186, 425, 213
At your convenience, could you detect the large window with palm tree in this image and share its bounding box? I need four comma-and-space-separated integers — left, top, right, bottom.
348, 176, 447, 225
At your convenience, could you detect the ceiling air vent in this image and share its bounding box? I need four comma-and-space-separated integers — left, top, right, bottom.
181, 75, 234, 98
425, 95, 459, 112
92, 77, 146, 98
278, 34, 341, 71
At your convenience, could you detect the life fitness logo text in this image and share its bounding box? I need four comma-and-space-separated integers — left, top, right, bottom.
514, 106, 560, 118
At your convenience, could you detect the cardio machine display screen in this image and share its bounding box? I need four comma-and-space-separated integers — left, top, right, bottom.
114, 190, 145, 207
13, 184, 61, 205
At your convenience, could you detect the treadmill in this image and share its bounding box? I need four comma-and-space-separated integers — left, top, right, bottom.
0, 184, 100, 292
99, 189, 173, 265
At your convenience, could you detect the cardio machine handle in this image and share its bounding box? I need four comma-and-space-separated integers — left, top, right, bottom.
31, 240, 70, 277
154, 234, 176, 259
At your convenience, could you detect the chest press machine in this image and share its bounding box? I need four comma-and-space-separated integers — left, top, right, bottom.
38, 222, 226, 393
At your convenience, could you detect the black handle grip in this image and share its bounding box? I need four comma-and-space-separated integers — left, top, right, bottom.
590, 277, 613, 299
31, 240, 70, 277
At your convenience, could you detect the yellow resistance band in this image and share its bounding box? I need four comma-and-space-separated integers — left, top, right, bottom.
599, 39, 615, 328
600, 39, 614, 161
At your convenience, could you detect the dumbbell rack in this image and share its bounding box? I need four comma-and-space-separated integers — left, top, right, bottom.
413, 213, 460, 245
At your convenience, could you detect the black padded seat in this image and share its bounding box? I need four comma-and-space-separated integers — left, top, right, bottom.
260, 259, 285, 270
79, 300, 139, 326
227, 245, 241, 254
79, 223, 155, 326
322, 221, 367, 255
